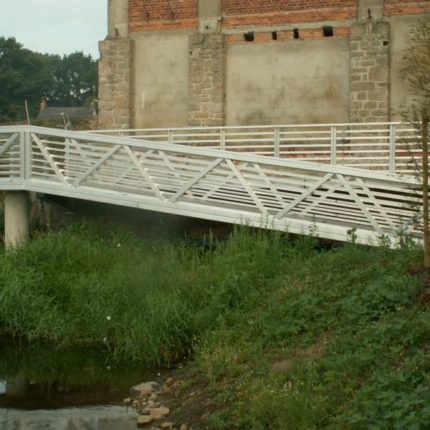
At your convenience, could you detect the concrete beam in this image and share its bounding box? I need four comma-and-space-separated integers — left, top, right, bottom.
358, 0, 384, 22
4, 191, 30, 249
199, 0, 221, 33
108, 0, 129, 38
6, 376, 29, 398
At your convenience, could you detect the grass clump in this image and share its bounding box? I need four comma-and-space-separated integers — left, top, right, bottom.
0, 222, 429, 428
0, 222, 205, 365
189, 238, 428, 429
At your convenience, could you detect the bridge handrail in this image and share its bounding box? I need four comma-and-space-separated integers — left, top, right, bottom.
0, 125, 423, 246
86, 122, 422, 175
0, 125, 416, 184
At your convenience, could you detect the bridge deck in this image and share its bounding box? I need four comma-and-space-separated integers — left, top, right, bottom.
0, 124, 424, 245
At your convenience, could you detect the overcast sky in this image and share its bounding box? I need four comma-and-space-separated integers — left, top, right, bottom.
0, 0, 107, 58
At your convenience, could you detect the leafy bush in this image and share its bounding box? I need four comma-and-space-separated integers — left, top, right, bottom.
0, 222, 428, 429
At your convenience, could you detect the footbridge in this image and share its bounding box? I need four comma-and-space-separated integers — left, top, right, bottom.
0, 123, 425, 246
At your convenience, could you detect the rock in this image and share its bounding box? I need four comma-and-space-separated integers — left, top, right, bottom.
137, 414, 153, 426
131, 381, 161, 398
180, 425, 188, 430
161, 422, 175, 430
147, 400, 156, 408
141, 408, 152, 415
149, 393, 158, 401
164, 377, 174, 386
150, 406, 170, 420
123, 397, 132, 405
162, 384, 170, 393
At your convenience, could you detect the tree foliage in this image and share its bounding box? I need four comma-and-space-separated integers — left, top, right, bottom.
0, 37, 98, 123
44, 52, 98, 108
402, 16, 430, 268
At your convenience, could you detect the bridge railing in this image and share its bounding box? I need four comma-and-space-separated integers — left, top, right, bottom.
0, 125, 424, 245
89, 122, 422, 175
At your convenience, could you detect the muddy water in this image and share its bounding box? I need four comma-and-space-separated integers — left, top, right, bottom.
0, 341, 152, 429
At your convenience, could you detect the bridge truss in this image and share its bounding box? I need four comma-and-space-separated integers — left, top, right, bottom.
0, 125, 425, 245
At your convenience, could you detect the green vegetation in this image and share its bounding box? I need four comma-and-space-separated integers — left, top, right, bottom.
0, 222, 429, 428
0, 37, 97, 123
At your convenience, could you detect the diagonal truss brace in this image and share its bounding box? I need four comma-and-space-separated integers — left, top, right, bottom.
253, 163, 286, 209
300, 181, 338, 218
170, 158, 223, 203
32, 133, 67, 184
124, 146, 165, 200
0, 133, 19, 158
226, 159, 268, 216
275, 173, 334, 219
74, 144, 121, 187
337, 174, 383, 234
111, 149, 154, 186
354, 177, 397, 231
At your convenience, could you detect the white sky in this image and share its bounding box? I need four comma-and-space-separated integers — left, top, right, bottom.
0, 0, 108, 58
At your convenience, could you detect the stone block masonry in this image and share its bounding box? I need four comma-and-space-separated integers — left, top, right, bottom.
188, 33, 226, 127
99, 0, 430, 129
349, 20, 390, 122
99, 38, 133, 129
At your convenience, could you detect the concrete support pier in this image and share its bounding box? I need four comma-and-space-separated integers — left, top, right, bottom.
4, 191, 30, 248
6, 375, 29, 398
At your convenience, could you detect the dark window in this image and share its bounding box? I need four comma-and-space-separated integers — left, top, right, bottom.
322, 25, 334, 37
244, 32, 255, 42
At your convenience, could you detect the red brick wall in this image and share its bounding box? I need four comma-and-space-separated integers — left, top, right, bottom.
384, 0, 430, 16
128, 1, 430, 34
226, 27, 351, 44
129, 0, 198, 32
222, 0, 357, 27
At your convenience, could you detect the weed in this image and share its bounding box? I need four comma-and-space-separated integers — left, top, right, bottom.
0, 223, 428, 428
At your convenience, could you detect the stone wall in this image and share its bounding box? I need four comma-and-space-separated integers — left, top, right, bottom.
98, 38, 133, 129
349, 21, 390, 122
188, 33, 226, 127
99, 0, 430, 129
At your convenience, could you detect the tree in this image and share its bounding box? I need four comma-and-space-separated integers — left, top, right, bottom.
402, 17, 430, 267
0, 37, 52, 122
47, 52, 98, 107
0, 37, 98, 123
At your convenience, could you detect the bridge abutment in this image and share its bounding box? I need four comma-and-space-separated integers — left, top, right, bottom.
4, 191, 30, 249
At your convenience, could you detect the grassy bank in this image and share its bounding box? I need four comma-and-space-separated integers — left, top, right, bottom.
0, 223, 428, 428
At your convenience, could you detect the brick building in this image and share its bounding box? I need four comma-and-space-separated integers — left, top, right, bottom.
99, 0, 430, 129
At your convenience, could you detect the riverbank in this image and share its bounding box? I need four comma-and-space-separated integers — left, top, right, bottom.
0, 222, 429, 428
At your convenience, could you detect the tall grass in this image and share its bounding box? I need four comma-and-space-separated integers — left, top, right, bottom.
0, 222, 428, 428
0, 223, 295, 365
0, 222, 203, 364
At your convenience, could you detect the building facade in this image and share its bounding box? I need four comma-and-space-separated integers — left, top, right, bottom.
99, 0, 430, 129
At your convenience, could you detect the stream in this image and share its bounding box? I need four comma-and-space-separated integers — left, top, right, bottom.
0, 340, 150, 429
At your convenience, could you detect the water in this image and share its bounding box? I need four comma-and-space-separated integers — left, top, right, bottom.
0, 341, 152, 429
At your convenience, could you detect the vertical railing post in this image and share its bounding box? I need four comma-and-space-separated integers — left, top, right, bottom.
19, 130, 31, 181
25, 131, 31, 180
220, 128, 226, 151
330, 125, 337, 165
389, 123, 396, 173
274, 127, 280, 158
19, 131, 25, 180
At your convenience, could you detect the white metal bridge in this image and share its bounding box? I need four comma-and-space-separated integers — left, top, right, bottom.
0, 123, 425, 245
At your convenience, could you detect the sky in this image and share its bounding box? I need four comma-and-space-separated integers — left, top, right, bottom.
0, 0, 107, 58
